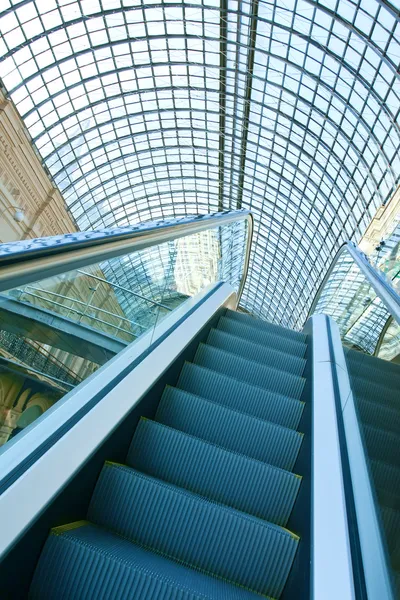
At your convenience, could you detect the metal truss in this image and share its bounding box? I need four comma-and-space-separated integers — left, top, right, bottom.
0, 0, 399, 329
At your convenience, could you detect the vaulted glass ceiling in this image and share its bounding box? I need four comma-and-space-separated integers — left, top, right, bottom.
0, 0, 399, 329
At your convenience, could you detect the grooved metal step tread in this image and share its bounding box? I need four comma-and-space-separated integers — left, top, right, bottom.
371, 460, 400, 499
206, 328, 306, 376
225, 309, 306, 343
362, 424, 400, 466
346, 348, 400, 380
350, 375, 400, 411
394, 571, 400, 598
156, 387, 303, 471
346, 356, 400, 389
349, 364, 400, 388
218, 316, 307, 358
375, 487, 400, 513
357, 397, 400, 435
177, 362, 304, 430
127, 418, 301, 526
380, 505, 400, 564
30, 522, 264, 600
194, 344, 305, 400
89, 464, 299, 598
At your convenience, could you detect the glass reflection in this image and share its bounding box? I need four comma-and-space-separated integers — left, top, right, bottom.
312, 244, 400, 596
0, 218, 248, 446
1, 0, 399, 328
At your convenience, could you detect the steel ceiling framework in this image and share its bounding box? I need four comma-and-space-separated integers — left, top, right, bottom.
0, 0, 399, 329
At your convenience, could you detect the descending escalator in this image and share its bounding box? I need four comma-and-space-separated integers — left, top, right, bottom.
346, 349, 400, 597
30, 309, 309, 599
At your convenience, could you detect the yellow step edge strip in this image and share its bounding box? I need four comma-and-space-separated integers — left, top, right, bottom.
105, 460, 126, 468
51, 520, 89, 536
280, 527, 300, 542
52, 520, 277, 598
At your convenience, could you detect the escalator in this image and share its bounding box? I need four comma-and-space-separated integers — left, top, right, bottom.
30, 309, 308, 599
0, 210, 399, 599
346, 350, 400, 597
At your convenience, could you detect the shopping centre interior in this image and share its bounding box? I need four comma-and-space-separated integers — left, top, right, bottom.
0, 1, 399, 598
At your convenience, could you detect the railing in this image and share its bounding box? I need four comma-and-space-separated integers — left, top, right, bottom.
0, 331, 80, 387
309, 241, 400, 358
305, 314, 356, 600
13, 286, 145, 338
0, 210, 253, 299
0, 280, 237, 561
0, 210, 253, 447
310, 241, 400, 599
76, 271, 174, 311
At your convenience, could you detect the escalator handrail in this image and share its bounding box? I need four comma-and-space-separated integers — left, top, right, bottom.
308, 241, 400, 326
347, 242, 400, 325
0, 281, 236, 560
0, 210, 253, 301
327, 319, 396, 600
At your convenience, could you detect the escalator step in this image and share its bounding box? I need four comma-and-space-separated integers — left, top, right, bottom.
225, 309, 307, 343
156, 387, 303, 470
30, 522, 262, 599
127, 418, 301, 526
375, 488, 400, 513
351, 375, 399, 410
346, 349, 400, 381
177, 362, 304, 430
218, 316, 307, 358
349, 362, 400, 388
206, 328, 306, 376
394, 571, 400, 598
88, 464, 299, 598
380, 505, 400, 562
194, 344, 305, 400
357, 397, 400, 435
370, 460, 400, 500
362, 424, 400, 466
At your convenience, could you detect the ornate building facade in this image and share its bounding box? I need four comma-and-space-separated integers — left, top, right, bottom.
0, 86, 77, 243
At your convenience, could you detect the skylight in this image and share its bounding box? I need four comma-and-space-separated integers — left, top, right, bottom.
0, 0, 399, 328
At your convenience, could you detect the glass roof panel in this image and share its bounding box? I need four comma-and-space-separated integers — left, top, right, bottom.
0, 0, 399, 329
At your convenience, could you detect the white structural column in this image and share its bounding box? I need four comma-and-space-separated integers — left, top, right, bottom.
305, 313, 355, 600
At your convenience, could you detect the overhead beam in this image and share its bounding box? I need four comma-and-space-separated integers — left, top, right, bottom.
218, 0, 227, 212
0, 295, 126, 364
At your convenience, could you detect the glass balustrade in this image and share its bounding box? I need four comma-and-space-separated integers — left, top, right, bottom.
311, 244, 400, 597
0, 216, 250, 447
312, 248, 397, 359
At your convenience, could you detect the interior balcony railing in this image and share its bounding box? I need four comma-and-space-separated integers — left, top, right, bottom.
11, 285, 151, 339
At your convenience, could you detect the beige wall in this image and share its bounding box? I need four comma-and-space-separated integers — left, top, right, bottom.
0, 88, 133, 444
0, 86, 128, 334
0, 87, 77, 243
359, 185, 400, 255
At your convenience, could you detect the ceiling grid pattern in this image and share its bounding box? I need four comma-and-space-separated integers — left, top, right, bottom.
0, 0, 399, 328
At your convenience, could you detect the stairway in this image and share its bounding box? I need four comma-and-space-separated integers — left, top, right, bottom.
30, 309, 308, 599
346, 349, 400, 597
